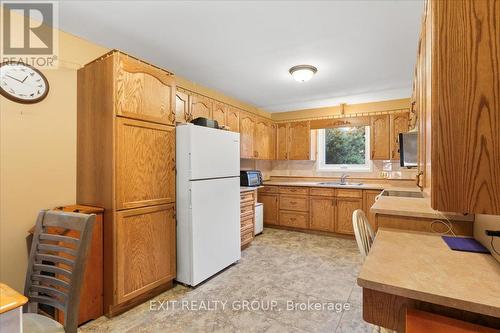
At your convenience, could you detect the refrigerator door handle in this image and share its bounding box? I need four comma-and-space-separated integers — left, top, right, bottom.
188, 188, 192, 209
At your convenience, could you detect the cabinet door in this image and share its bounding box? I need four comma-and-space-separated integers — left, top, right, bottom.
115, 54, 175, 125
259, 193, 279, 225
239, 112, 256, 158
175, 90, 190, 123
390, 113, 409, 161
288, 121, 310, 160
335, 198, 363, 235
116, 204, 176, 303
190, 94, 212, 120
255, 119, 275, 159
370, 115, 390, 160
212, 102, 227, 127
226, 107, 240, 132
309, 197, 335, 232
116, 118, 175, 209
276, 123, 288, 160
363, 190, 382, 231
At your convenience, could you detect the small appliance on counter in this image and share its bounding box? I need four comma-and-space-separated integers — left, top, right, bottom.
240, 170, 263, 187
191, 117, 219, 129
399, 131, 418, 168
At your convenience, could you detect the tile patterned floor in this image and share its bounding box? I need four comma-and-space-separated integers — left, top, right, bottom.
80, 228, 372, 333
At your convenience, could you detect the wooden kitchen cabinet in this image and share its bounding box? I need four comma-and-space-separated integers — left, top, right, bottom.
275, 121, 311, 160
190, 94, 212, 120
335, 197, 362, 235
115, 118, 175, 210
363, 190, 382, 231
226, 106, 240, 132
240, 191, 256, 249
212, 101, 227, 128
115, 204, 176, 304
390, 112, 409, 161
309, 197, 335, 232
258, 193, 279, 226
77, 50, 176, 316
175, 89, 191, 123
276, 123, 288, 160
240, 112, 256, 158
412, 0, 500, 214
115, 53, 175, 125
288, 121, 311, 160
255, 118, 275, 160
370, 115, 391, 160
280, 211, 308, 229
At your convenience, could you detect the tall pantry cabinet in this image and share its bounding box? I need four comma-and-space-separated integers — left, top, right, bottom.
77, 50, 177, 316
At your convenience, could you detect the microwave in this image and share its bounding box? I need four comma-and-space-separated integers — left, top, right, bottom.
240, 170, 263, 187
399, 132, 418, 168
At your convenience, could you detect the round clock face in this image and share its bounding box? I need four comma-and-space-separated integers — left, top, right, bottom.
0, 62, 49, 103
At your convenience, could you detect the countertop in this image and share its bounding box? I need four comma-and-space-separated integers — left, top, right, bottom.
0, 283, 28, 314
371, 195, 473, 221
357, 228, 500, 318
262, 180, 416, 191
240, 186, 262, 193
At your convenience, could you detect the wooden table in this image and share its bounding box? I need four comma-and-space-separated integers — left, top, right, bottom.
357, 228, 500, 332
0, 283, 28, 333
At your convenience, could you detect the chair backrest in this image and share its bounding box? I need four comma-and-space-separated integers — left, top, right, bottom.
352, 209, 375, 259
24, 210, 95, 333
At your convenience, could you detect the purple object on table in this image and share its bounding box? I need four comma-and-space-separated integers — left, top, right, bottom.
442, 236, 490, 254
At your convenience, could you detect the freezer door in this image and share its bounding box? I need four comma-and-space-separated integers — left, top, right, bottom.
190, 177, 241, 285
188, 126, 240, 180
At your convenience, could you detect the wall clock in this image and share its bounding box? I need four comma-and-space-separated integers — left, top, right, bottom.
0, 61, 49, 104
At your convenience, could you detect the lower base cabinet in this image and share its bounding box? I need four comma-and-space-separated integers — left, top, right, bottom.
335, 198, 363, 234
259, 186, 373, 236
258, 193, 279, 225
115, 204, 176, 304
309, 197, 335, 232
240, 191, 256, 249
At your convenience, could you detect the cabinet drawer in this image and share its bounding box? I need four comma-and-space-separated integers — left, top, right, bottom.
258, 186, 279, 194
241, 215, 254, 228
279, 187, 309, 195
336, 189, 363, 198
241, 222, 254, 233
310, 187, 335, 197
240, 192, 255, 204
240, 202, 254, 215
279, 211, 308, 229
279, 195, 309, 211
241, 230, 253, 246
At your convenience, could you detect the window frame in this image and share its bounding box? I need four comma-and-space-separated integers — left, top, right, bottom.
316, 126, 372, 172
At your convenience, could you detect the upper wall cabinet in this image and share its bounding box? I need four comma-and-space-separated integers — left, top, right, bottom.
276, 123, 289, 160
288, 121, 311, 160
415, 0, 500, 215
240, 112, 256, 159
115, 54, 176, 125
254, 119, 275, 160
389, 112, 409, 161
226, 106, 240, 133
370, 115, 391, 160
190, 94, 213, 120
175, 89, 190, 123
212, 101, 227, 128
276, 121, 311, 160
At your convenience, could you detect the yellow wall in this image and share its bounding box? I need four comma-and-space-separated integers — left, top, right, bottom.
0, 8, 109, 291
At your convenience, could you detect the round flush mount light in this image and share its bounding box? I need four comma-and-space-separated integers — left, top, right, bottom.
289, 65, 317, 82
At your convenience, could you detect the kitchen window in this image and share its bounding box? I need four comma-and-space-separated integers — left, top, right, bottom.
317, 126, 372, 172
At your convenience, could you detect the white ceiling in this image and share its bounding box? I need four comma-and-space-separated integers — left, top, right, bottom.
57, 1, 423, 112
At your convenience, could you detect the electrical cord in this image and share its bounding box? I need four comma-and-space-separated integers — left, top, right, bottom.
491, 237, 500, 256
430, 212, 456, 236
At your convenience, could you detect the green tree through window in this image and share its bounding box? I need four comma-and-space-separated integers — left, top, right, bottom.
324, 127, 366, 165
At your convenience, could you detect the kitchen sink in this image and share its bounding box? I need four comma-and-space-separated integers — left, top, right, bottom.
381, 190, 424, 198
318, 182, 363, 186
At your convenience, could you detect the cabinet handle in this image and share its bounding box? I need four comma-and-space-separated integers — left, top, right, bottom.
290, 217, 297, 221
290, 201, 297, 205
416, 171, 424, 190
371, 151, 375, 159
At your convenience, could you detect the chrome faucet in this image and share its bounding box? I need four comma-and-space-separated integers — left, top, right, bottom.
340, 173, 350, 185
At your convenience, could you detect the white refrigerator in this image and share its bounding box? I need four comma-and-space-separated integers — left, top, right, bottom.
176, 124, 241, 286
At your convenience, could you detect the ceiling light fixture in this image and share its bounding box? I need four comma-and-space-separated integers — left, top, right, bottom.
289, 65, 317, 82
